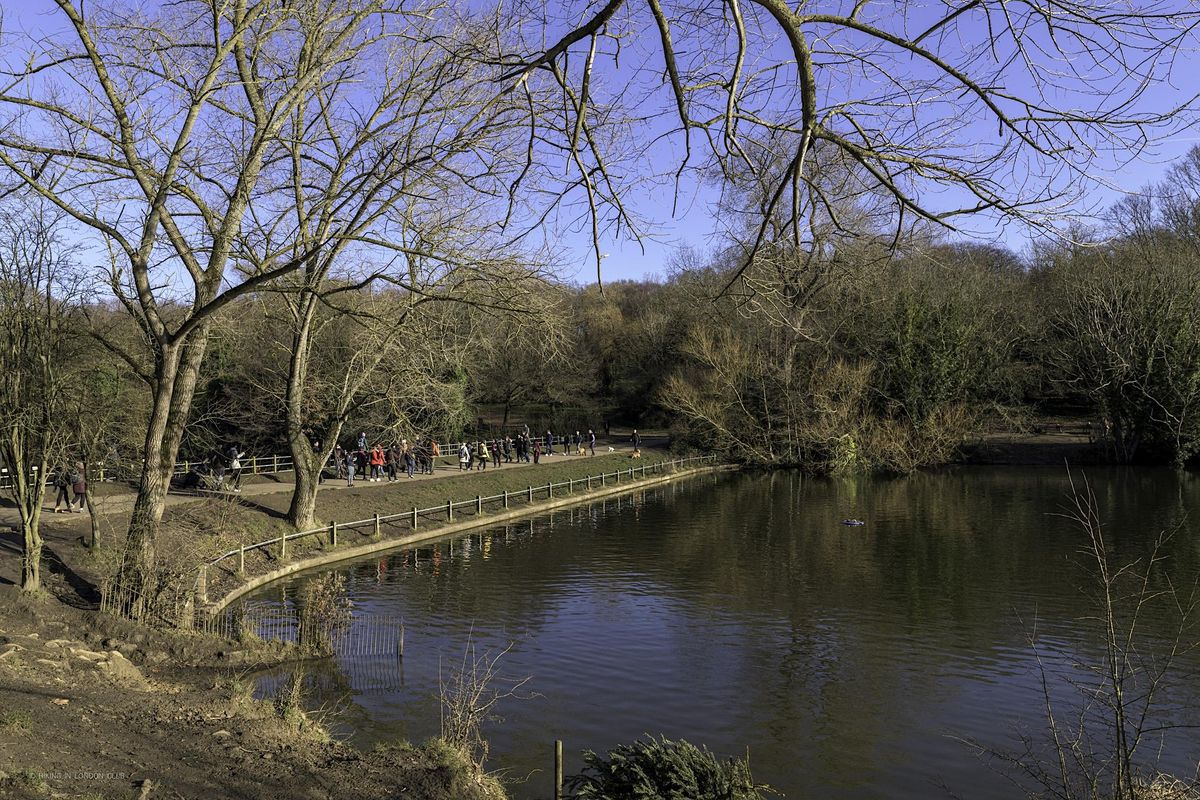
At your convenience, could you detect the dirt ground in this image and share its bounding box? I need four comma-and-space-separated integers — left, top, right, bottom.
0, 586, 506, 800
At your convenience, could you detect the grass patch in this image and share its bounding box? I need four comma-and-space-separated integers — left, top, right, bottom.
0, 709, 33, 731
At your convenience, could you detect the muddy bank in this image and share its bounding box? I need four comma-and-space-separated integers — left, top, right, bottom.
0, 587, 504, 800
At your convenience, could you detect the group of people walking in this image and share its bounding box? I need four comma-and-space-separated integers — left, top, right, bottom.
456, 427, 603, 471
51, 462, 89, 513
336, 434, 437, 486
332, 425, 614, 485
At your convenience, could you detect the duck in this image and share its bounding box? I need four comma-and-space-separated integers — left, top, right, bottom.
840, 518, 865, 526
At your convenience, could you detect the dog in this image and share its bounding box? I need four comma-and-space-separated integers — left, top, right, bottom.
607, 446, 615, 452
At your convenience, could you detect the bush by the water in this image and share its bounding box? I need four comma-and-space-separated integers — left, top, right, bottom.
566, 736, 772, 800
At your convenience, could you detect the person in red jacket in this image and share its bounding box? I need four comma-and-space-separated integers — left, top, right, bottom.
369, 444, 385, 481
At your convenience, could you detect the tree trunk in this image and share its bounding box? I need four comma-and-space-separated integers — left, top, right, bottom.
119, 327, 212, 597
284, 296, 321, 530
20, 513, 42, 591
287, 440, 322, 530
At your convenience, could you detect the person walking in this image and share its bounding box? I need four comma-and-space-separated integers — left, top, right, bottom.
345, 449, 356, 486
491, 439, 501, 468
477, 440, 489, 470
52, 463, 72, 513
334, 445, 346, 479
459, 442, 471, 471
227, 444, 246, 491
70, 462, 89, 513
631, 428, 642, 457
357, 431, 368, 451
532, 439, 541, 464
422, 440, 434, 474
386, 444, 399, 481
370, 444, 385, 481
405, 443, 416, 478
588, 429, 596, 456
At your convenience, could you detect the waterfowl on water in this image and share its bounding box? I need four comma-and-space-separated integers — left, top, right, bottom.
841, 519, 865, 526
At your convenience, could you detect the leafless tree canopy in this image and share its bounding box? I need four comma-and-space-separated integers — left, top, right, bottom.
498, 0, 1200, 284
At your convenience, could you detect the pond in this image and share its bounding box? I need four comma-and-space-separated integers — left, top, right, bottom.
243, 467, 1200, 799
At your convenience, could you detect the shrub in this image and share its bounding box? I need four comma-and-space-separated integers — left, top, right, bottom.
566, 736, 772, 800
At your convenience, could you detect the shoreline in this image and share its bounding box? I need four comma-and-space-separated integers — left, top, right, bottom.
205, 460, 730, 614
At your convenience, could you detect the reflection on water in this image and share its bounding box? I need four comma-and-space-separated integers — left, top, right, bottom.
245, 467, 1200, 799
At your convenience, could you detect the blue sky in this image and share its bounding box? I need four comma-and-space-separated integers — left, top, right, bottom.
5, 0, 1200, 287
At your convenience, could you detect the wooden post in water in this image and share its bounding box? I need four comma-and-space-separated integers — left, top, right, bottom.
398, 620, 405, 659
555, 740, 563, 800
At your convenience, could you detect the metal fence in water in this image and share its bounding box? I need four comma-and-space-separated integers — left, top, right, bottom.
200, 602, 407, 658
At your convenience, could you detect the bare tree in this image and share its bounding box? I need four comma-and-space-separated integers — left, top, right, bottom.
500, 0, 1200, 288
967, 475, 1200, 800
0, 0, 531, 595
0, 202, 74, 591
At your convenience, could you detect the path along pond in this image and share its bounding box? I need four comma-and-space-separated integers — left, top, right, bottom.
240, 467, 1200, 799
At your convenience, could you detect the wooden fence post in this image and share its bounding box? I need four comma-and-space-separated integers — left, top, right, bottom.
503, 490, 509, 509
547, 482, 553, 499
280, 532, 288, 560
412, 507, 418, 529
447, 500, 454, 521
527, 485, 533, 502
273, 454, 279, 473
238, 545, 245, 574
332, 521, 339, 546
476, 495, 482, 514
555, 739, 563, 800
374, 513, 381, 538
197, 566, 208, 606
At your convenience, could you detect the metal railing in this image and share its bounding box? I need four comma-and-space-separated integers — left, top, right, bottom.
194, 454, 717, 607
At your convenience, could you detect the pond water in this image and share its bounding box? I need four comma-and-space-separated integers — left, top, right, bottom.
244, 467, 1200, 799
